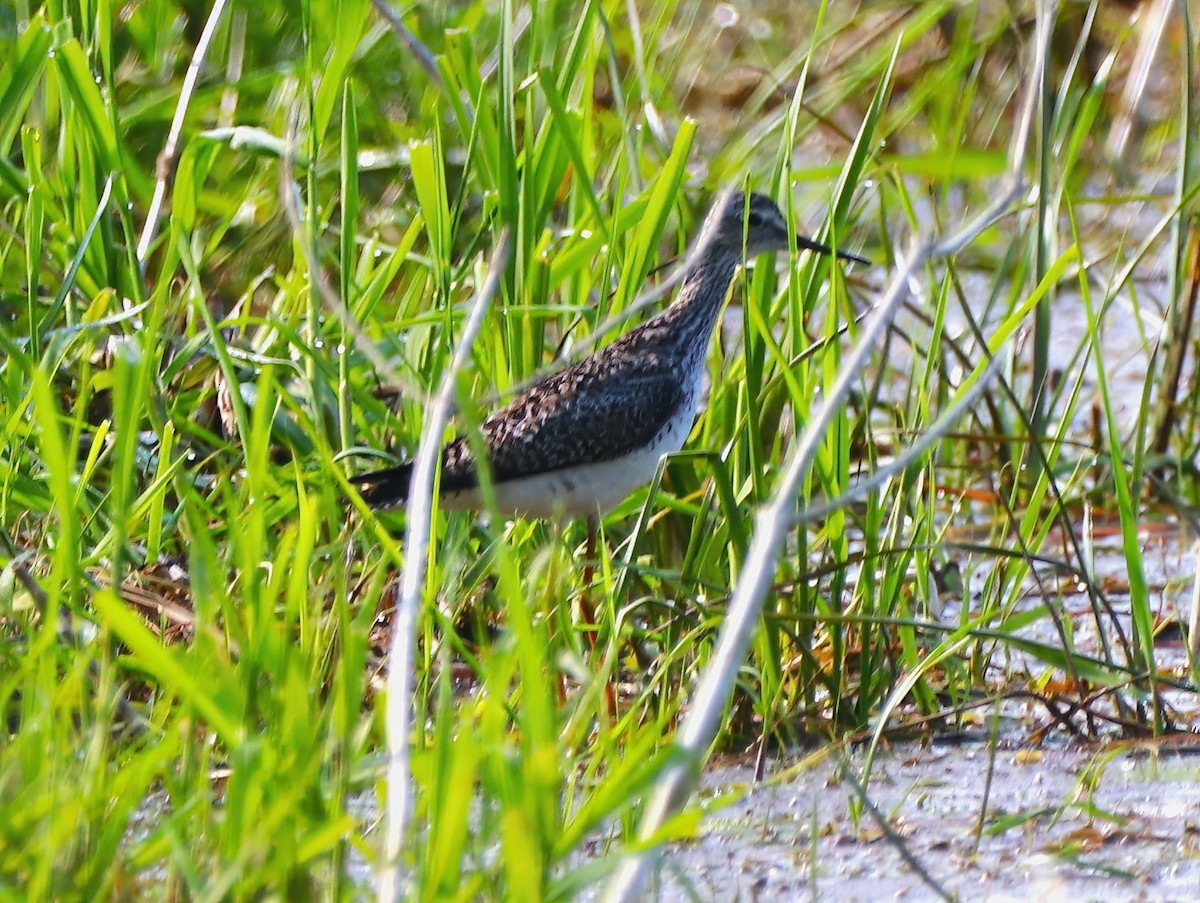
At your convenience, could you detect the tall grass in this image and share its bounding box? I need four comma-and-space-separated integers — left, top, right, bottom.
0, 0, 1193, 898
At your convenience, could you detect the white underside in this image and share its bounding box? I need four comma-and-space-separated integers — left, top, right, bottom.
440, 404, 697, 518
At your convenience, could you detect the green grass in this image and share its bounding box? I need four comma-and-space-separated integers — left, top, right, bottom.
0, 0, 1195, 898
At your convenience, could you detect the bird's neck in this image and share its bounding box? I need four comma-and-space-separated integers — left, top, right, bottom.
651, 250, 742, 355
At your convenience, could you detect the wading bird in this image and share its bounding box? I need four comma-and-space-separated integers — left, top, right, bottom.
353, 190, 864, 523
353, 190, 864, 668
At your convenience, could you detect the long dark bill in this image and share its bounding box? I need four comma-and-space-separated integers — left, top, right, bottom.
794, 235, 870, 266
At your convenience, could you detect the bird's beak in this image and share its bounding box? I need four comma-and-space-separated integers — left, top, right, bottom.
794, 234, 870, 266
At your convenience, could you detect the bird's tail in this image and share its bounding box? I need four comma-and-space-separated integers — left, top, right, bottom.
349, 462, 414, 510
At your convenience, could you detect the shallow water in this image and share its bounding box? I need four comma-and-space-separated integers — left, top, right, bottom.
648, 740, 1200, 901
693, 496, 1200, 900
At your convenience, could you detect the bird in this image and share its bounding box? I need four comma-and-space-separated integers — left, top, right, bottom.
351, 189, 865, 519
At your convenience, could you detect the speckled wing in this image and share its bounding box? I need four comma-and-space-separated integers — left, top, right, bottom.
437, 352, 686, 492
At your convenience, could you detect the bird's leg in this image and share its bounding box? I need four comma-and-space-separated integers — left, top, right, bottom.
579, 515, 599, 647
579, 514, 618, 718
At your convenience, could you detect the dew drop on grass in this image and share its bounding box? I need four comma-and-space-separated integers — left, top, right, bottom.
712, 3, 738, 28
749, 17, 772, 40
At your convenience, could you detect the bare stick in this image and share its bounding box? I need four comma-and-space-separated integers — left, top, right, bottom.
370, 0, 474, 126
793, 347, 1006, 525
604, 2, 1053, 899
929, 0, 1047, 258
1189, 541, 1200, 664
137, 0, 232, 264
1105, 0, 1174, 162
376, 229, 511, 903
475, 197, 720, 408
603, 237, 931, 903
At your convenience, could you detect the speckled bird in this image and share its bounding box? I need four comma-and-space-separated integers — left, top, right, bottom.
352, 190, 865, 516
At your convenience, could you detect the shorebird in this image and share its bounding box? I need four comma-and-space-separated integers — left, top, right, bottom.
352, 190, 865, 519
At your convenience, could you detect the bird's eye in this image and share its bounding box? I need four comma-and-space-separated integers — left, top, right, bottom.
747, 209, 763, 227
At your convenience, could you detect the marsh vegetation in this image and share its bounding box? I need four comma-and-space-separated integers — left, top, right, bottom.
1, 0, 1196, 899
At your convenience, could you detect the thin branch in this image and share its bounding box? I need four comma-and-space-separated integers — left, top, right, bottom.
276, 110, 512, 903
370, 0, 474, 126
603, 236, 931, 903
928, 0, 1049, 259
835, 750, 954, 901
604, 1, 1054, 898
476, 203, 709, 409
279, 110, 515, 900
793, 346, 1006, 525
1105, 0, 1174, 162
137, 0, 231, 265
376, 229, 511, 903
217, 10, 247, 129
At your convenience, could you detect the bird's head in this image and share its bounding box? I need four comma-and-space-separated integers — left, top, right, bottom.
703, 190, 867, 264
704, 191, 789, 255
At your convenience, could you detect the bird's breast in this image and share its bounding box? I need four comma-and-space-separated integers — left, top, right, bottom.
440, 393, 699, 518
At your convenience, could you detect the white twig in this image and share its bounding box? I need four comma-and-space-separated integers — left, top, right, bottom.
277, 111, 512, 903
603, 238, 930, 903
930, 0, 1050, 258
794, 347, 1007, 525
370, 0, 474, 126
281, 174, 426, 406
1105, 0, 1173, 161
1189, 541, 1200, 663
137, 0, 231, 264
604, 1, 1055, 899
376, 230, 511, 903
